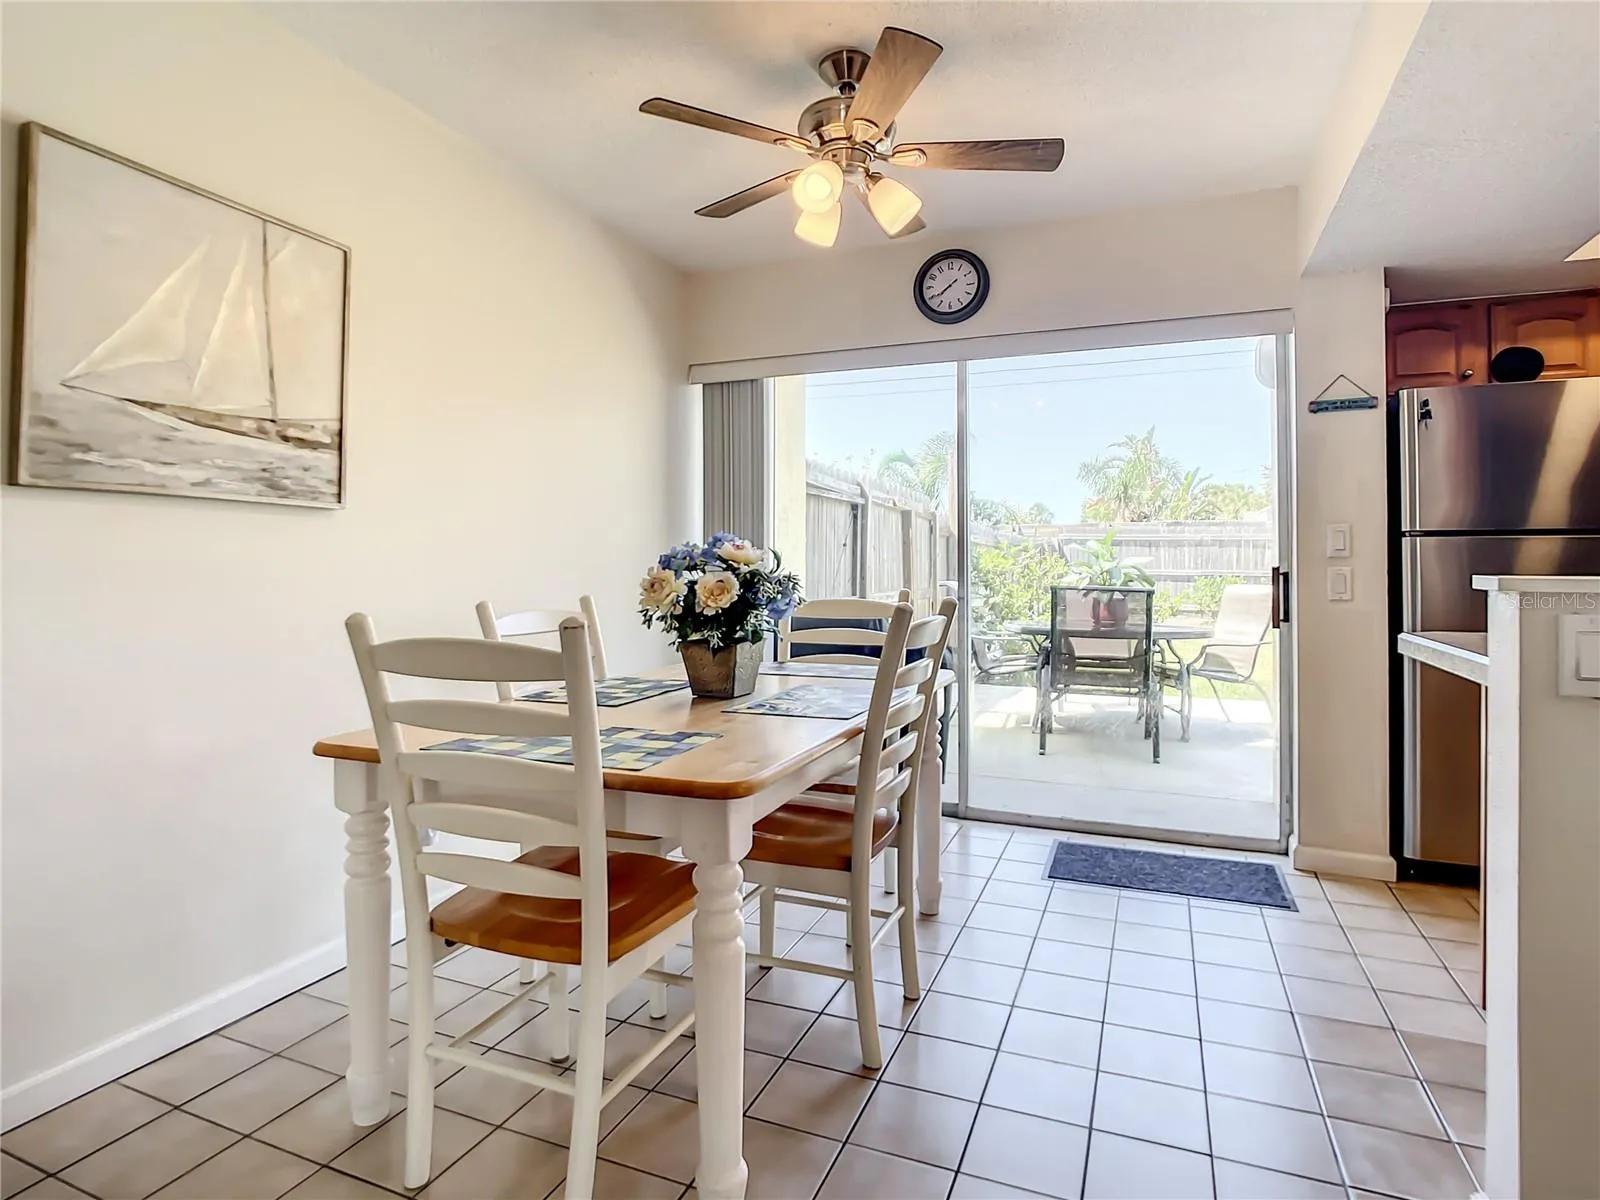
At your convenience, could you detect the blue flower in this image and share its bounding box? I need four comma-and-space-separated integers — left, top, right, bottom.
657, 542, 700, 573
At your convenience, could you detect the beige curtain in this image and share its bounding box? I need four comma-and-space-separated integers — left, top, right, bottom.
701, 378, 774, 545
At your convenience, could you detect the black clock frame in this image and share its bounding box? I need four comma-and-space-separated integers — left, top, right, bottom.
914, 249, 990, 325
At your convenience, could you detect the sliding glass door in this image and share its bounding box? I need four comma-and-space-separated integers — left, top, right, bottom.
761, 333, 1292, 851
957, 337, 1291, 850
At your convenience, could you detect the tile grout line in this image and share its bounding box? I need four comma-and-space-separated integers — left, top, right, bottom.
943, 823, 1022, 1200
1262, 870, 1360, 1197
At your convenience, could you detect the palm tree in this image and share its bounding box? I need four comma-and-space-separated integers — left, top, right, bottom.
1078, 428, 1185, 522
877, 431, 953, 505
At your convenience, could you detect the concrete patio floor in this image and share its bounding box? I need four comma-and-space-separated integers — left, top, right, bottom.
953, 682, 1280, 844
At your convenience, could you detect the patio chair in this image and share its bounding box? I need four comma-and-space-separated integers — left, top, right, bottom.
1161, 583, 1273, 740
972, 632, 1039, 685
1037, 585, 1160, 763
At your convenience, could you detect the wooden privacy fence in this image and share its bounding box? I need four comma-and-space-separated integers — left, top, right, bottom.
805, 464, 955, 615
802, 463, 1271, 616
1032, 522, 1275, 587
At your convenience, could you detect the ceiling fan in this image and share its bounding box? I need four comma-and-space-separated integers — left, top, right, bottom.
639, 26, 1064, 248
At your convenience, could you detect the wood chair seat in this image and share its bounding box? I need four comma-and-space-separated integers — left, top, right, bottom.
431, 849, 696, 964
748, 801, 898, 872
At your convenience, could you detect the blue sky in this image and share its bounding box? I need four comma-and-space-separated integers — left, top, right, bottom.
801, 337, 1277, 521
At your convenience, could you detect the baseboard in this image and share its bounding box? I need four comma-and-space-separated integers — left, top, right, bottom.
1292, 843, 1398, 881
1, 909, 407, 1131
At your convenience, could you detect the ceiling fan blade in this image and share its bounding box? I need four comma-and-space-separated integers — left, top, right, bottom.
640, 98, 810, 153
892, 139, 1065, 171
695, 171, 802, 218
847, 27, 943, 141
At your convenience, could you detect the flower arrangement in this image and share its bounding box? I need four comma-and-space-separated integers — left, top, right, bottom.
639, 532, 803, 651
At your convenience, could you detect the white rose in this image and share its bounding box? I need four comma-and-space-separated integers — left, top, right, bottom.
639, 566, 686, 614
695, 570, 741, 613
717, 539, 767, 569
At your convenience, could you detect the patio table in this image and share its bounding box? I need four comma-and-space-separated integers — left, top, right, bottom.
1010, 620, 1213, 746
1008, 620, 1212, 655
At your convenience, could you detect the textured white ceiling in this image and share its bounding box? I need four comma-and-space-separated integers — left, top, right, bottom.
1309, 1, 1600, 281
272, 1, 1363, 270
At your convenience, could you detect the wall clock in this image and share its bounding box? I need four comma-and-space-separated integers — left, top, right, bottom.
914, 249, 989, 324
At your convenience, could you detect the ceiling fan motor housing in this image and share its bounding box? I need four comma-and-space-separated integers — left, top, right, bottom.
816, 47, 871, 93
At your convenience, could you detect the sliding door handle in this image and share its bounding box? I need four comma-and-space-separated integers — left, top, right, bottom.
1271, 567, 1289, 628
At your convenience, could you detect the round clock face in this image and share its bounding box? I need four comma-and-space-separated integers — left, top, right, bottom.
914, 250, 989, 324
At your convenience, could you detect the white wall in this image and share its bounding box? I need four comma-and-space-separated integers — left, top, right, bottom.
0, 2, 692, 1120
1289, 270, 1394, 877
686, 188, 1299, 369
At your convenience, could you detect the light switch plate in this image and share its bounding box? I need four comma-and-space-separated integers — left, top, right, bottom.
1326, 524, 1351, 558
1327, 567, 1353, 601
1558, 613, 1600, 698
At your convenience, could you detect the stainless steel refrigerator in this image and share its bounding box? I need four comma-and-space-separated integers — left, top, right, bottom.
1398, 377, 1600, 868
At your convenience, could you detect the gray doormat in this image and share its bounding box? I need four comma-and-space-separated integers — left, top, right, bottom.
1047, 840, 1297, 910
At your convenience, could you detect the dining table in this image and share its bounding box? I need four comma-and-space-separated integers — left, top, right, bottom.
312, 661, 953, 1200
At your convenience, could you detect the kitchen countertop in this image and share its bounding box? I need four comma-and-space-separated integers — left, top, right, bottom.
1398, 630, 1489, 685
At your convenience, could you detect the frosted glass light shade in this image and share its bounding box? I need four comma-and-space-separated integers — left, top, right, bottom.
866, 174, 922, 235
791, 161, 844, 214
794, 203, 841, 247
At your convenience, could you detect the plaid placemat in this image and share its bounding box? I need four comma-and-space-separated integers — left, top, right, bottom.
759, 661, 879, 680
516, 676, 689, 707
422, 727, 719, 770
725, 684, 910, 720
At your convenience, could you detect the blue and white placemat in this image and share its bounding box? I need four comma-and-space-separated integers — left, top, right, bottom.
423, 727, 718, 771
516, 676, 690, 707
725, 684, 909, 720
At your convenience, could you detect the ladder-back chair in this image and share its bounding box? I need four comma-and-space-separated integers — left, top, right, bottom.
747, 597, 956, 1068
346, 614, 696, 1196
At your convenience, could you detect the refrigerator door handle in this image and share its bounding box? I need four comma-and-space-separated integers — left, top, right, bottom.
1398, 389, 1423, 532
1401, 538, 1421, 631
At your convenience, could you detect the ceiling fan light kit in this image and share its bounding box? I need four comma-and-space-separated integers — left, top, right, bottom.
791, 160, 844, 214
794, 203, 842, 248
865, 173, 922, 235
639, 25, 1064, 248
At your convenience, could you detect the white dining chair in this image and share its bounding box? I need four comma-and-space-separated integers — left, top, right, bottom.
346, 613, 696, 1196
477, 596, 673, 1014
746, 597, 956, 1068
776, 588, 911, 663
776, 590, 916, 892
475, 596, 608, 700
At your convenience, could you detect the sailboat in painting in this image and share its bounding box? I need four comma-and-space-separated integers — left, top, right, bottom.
60, 225, 339, 452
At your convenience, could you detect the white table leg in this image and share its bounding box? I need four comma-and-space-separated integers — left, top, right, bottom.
678, 799, 754, 1200
334, 760, 395, 1127
917, 686, 946, 916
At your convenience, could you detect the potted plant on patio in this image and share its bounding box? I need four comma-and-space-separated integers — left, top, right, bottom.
639, 533, 802, 698
1063, 531, 1155, 627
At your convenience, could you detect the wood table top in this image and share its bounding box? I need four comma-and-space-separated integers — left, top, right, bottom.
313, 664, 953, 801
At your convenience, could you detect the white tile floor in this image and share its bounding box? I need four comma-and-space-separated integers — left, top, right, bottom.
1, 818, 1486, 1200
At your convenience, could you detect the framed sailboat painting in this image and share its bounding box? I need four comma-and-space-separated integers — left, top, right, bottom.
10, 124, 350, 507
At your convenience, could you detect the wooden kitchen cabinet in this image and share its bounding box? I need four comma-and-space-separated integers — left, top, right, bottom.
1489, 292, 1600, 378
1387, 302, 1489, 391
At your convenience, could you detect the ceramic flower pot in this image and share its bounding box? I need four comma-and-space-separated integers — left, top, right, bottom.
1091, 594, 1129, 628
680, 640, 762, 699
